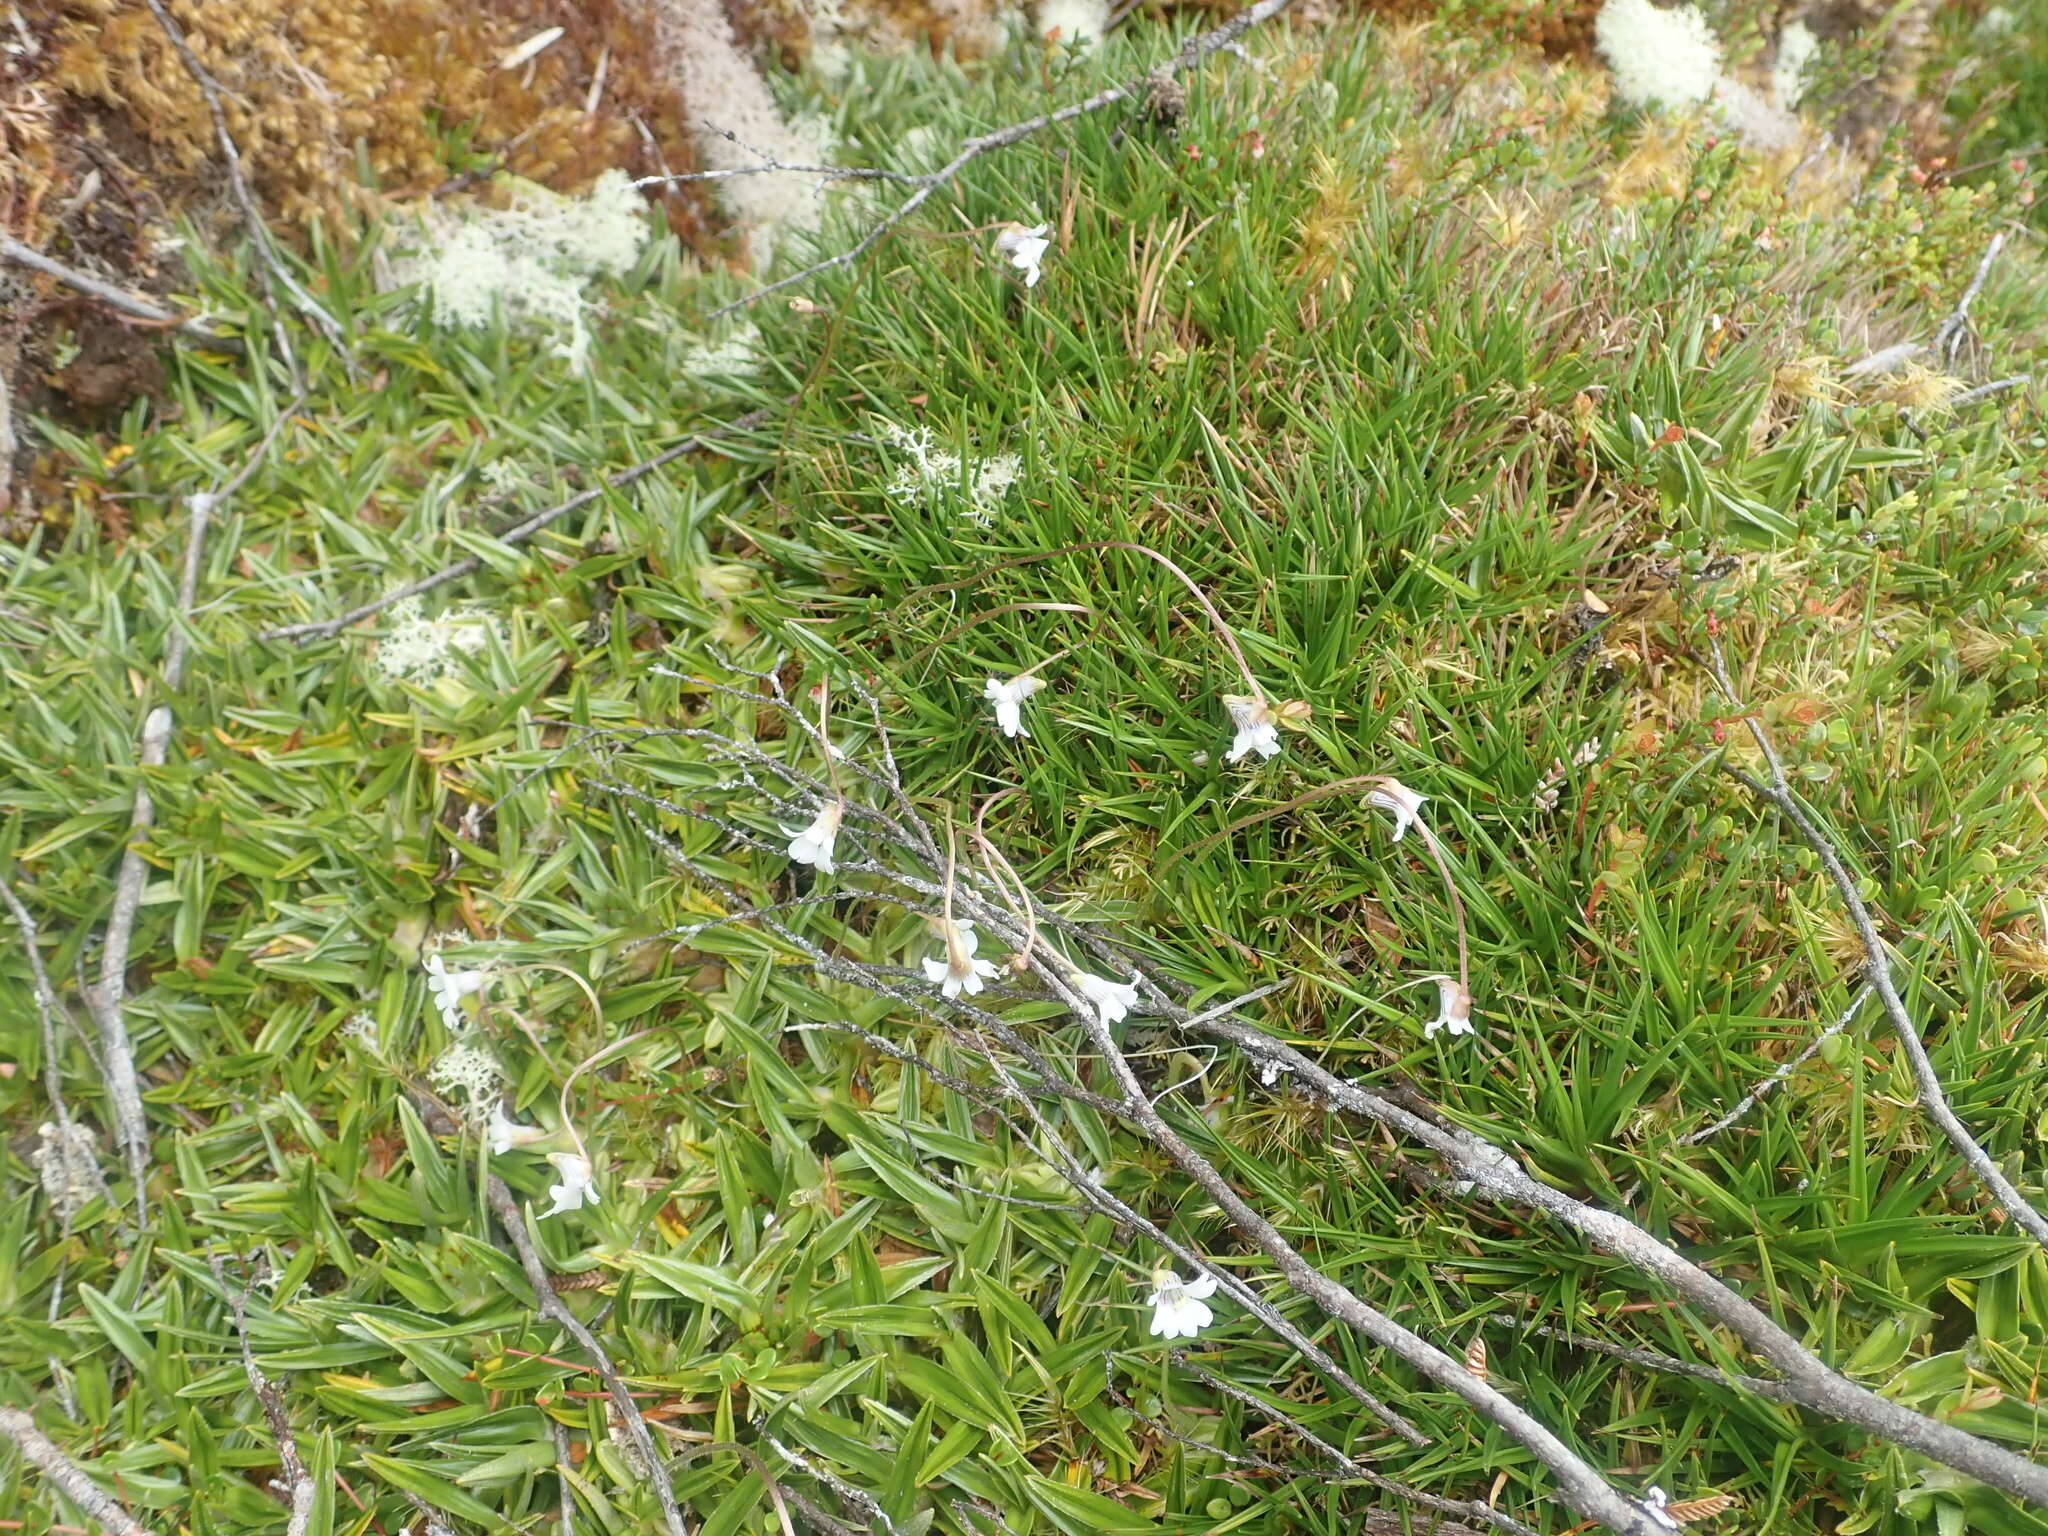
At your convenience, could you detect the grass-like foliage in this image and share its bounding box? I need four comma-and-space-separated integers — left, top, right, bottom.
6, 11, 2048, 1536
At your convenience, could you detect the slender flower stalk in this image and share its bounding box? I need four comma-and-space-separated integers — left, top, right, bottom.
786, 679, 847, 871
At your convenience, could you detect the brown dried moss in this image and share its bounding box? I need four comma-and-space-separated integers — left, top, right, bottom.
23, 0, 721, 254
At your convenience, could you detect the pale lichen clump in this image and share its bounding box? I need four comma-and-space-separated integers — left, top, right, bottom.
650, 0, 830, 267
32, 1121, 110, 1222
385, 169, 650, 369
881, 424, 1024, 524
372, 597, 504, 687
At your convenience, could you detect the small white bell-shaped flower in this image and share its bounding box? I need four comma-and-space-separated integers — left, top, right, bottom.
1073, 970, 1141, 1028
541, 1152, 600, 1218
994, 222, 1051, 288
489, 1104, 549, 1156
1425, 976, 1476, 1040
1222, 695, 1282, 763
983, 674, 1044, 738
425, 953, 487, 1031
922, 919, 1000, 999
1366, 779, 1428, 841
1146, 1266, 1220, 1339
786, 801, 844, 874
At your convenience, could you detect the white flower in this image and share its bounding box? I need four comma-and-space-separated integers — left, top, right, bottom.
1223, 695, 1281, 763
425, 953, 487, 1030
1073, 970, 1141, 1027
1640, 1487, 1681, 1532
1366, 779, 1428, 841
1425, 976, 1476, 1040
984, 675, 1045, 738
541, 1152, 600, 1218
921, 919, 1000, 999
994, 223, 1051, 288
489, 1104, 548, 1155
1146, 1267, 1220, 1339
1594, 0, 1721, 110
786, 801, 844, 874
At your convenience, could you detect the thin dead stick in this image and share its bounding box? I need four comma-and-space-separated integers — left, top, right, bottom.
1681, 985, 1872, 1145
1054, 995, 1669, 1535
138, 0, 346, 358
258, 411, 768, 643
208, 1256, 316, 1536
1935, 233, 2005, 365
707, 0, 1294, 319
1953, 375, 2030, 406
1700, 623, 2048, 1251
95, 401, 303, 1212
1191, 1012, 2048, 1507
1163, 1356, 1529, 1535
0, 1407, 152, 1536
1485, 1317, 1797, 1404
484, 1176, 690, 1536
0, 236, 237, 348
550, 1420, 576, 1536
2, 877, 82, 1141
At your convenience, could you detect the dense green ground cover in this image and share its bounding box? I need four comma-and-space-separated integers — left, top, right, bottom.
8, 12, 2048, 1536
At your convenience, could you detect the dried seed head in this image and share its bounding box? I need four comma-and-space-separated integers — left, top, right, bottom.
1464, 1334, 1489, 1383
1665, 1494, 1737, 1525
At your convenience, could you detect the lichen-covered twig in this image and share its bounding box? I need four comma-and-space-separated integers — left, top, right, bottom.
208, 1256, 316, 1536
0, 1406, 152, 1536
96, 401, 303, 1215
138, 0, 347, 359
0, 235, 237, 347
1700, 620, 2048, 1251
1484, 1316, 1797, 1404
484, 1176, 691, 1536
707, 0, 1296, 319
258, 411, 769, 644
1196, 1014, 2048, 1506
1681, 984, 1872, 1145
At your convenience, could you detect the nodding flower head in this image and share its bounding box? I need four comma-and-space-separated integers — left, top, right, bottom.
994, 222, 1051, 288
540, 1152, 599, 1218
425, 953, 488, 1031
921, 918, 1000, 1000
1146, 1266, 1220, 1339
1425, 975, 1475, 1040
786, 800, 844, 874
1222, 695, 1282, 764
983, 674, 1045, 739
1366, 778, 1428, 841
488, 1103, 549, 1155
1073, 969, 1141, 1028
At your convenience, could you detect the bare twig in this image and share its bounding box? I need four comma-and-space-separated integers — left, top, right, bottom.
707, 0, 1295, 318
0, 235, 238, 347
2, 877, 82, 1140
484, 1176, 690, 1536
599, 670, 2048, 1529
1935, 233, 2005, 366
637, 125, 918, 187
257, 411, 769, 643
137, 0, 346, 359
1485, 1317, 1797, 1404
1196, 1013, 2048, 1506
0, 1407, 152, 1536
1680, 985, 1872, 1145
1952, 375, 2030, 407
208, 1256, 316, 1536
1165, 1355, 1532, 1536
94, 402, 303, 1214
1700, 622, 2048, 1251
